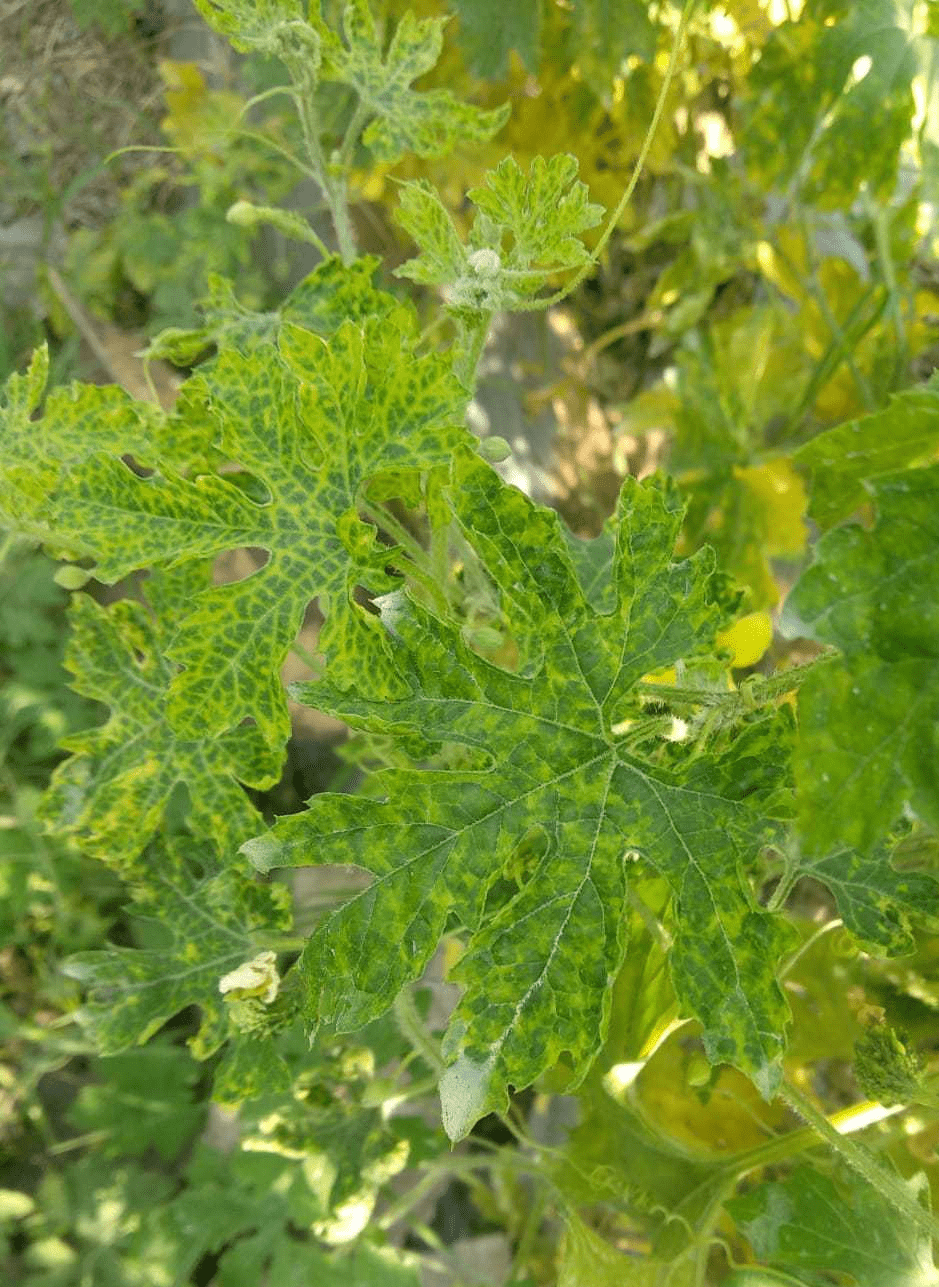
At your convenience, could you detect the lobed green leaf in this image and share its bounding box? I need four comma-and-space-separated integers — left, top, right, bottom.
247, 452, 793, 1137
728, 1166, 939, 1287
63, 843, 293, 1059
395, 153, 604, 313
41, 293, 472, 749
40, 572, 281, 871
311, 0, 508, 163
795, 372, 939, 528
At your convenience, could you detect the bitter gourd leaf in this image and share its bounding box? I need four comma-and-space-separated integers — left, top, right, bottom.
742, 0, 916, 209
44, 311, 472, 749
794, 845, 939, 958
194, 0, 321, 62
63, 841, 293, 1069
247, 451, 793, 1138
394, 153, 604, 314
40, 567, 281, 872
0, 343, 207, 541
728, 1166, 939, 1287
310, 0, 508, 163
794, 372, 939, 529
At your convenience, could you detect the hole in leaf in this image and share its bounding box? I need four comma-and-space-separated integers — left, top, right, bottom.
212, 547, 270, 586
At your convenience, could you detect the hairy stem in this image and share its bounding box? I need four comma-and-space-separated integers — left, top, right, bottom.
778, 1079, 939, 1243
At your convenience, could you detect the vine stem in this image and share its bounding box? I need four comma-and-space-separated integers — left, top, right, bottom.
778, 1078, 939, 1245
393, 989, 445, 1074
455, 312, 494, 386
517, 0, 699, 313
291, 81, 357, 262
357, 499, 450, 615
637, 652, 837, 711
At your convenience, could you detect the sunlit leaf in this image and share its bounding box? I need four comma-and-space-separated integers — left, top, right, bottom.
743, 0, 916, 208
311, 0, 508, 163
795, 373, 939, 528
247, 452, 793, 1138
63, 843, 293, 1059
42, 305, 471, 748
395, 153, 604, 313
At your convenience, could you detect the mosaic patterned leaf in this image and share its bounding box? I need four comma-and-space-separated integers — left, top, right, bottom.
796, 845, 939, 957
311, 0, 508, 163
40, 569, 281, 872
247, 452, 793, 1137
63, 843, 293, 1058
395, 154, 604, 314
44, 310, 471, 748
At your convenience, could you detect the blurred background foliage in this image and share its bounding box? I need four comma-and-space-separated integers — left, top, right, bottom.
2, 0, 939, 1283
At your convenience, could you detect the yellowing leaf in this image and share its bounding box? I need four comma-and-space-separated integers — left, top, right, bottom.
734, 459, 807, 557
717, 611, 773, 669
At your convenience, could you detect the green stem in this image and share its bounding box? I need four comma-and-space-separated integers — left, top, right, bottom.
766, 838, 802, 913
866, 190, 908, 388
336, 100, 370, 174
48, 1129, 111, 1156
377, 1150, 544, 1232
223, 130, 321, 182
795, 207, 876, 411
393, 988, 445, 1074
638, 653, 835, 712
614, 715, 675, 751
291, 83, 357, 262
236, 84, 297, 120
229, 201, 330, 257
358, 499, 449, 614
778, 918, 842, 977
252, 934, 307, 953
456, 312, 494, 385
289, 638, 322, 674
779, 1079, 939, 1244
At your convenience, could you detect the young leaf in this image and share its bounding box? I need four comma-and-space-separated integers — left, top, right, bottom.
246, 452, 792, 1138
45, 316, 472, 748
795, 373, 939, 529
40, 578, 281, 871
63, 842, 292, 1058
311, 0, 508, 163
395, 154, 604, 313
728, 1166, 939, 1287
194, 0, 321, 63
783, 464, 939, 854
